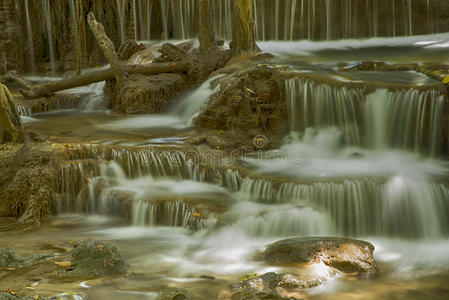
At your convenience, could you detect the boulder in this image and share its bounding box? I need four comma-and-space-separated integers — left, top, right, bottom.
262, 237, 376, 273
69, 239, 128, 276
230, 271, 326, 300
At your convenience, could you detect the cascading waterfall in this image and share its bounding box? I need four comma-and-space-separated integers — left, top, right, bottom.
41, 0, 56, 73
94, 0, 440, 41
363, 89, 446, 155
225, 201, 334, 237
160, 0, 169, 39
285, 79, 364, 146
238, 177, 449, 239
23, 0, 36, 73
286, 79, 447, 155
132, 199, 203, 229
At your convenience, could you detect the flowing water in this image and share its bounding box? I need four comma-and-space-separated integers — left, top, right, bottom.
23, 0, 36, 73
41, 0, 56, 73
134, 0, 443, 41
3, 8, 449, 299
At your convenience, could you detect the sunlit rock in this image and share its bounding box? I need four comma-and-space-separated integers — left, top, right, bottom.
262, 237, 376, 274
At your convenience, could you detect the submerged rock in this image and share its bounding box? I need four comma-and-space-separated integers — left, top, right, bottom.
0, 248, 25, 268
262, 237, 376, 273
230, 271, 323, 300
69, 239, 128, 276
0, 248, 50, 268
0, 293, 50, 300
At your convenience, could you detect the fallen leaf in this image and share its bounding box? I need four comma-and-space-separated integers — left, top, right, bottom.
443, 76, 449, 84
55, 261, 72, 268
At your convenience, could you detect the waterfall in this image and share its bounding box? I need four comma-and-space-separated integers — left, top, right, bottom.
325, 0, 331, 40
226, 202, 334, 237
239, 177, 449, 239
133, 0, 137, 41
116, 0, 126, 43
286, 79, 447, 155
24, 0, 36, 73
363, 89, 446, 156
92, 0, 445, 42
68, 0, 78, 38
132, 200, 203, 229
285, 79, 364, 146
160, 0, 169, 39
147, 1, 153, 40
41, 0, 56, 73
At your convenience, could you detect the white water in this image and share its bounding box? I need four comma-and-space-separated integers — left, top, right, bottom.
285, 78, 447, 155
258, 33, 449, 59
100, 75, 221, 130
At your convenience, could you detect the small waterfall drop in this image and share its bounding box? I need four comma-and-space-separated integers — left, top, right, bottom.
24, 0, 36, 73
41, 0, 56, 73
363, 89, 446, 156
285, 79, 364, 146
116, 0, 126, 43
239, 177, 449, 239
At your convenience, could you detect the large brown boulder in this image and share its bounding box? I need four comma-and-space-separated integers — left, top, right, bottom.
262, 237, 376, 273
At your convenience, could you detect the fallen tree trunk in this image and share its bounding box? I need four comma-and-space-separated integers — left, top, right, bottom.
87, 12, 128, 90
12, 62, 186, 99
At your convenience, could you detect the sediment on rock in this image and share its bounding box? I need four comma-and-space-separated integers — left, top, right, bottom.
0, 143, 61, 224
69, 239, 128, 276
262, 237, 377, 274
195, 63, 288, 146
107, 73, 188, 113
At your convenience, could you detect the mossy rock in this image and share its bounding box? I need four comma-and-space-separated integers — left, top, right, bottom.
69, 239, 128, 276
0, 248, 50, 268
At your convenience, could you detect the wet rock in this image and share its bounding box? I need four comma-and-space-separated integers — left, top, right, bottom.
195, 64, 288, 139
0, 248, 50, 268
0, 293, 50, 300
0, 248, 24, 268
230, 272, 323, 300
69, 239, 128, 276
262, 237, 376, 273
171, 289, 194, 300
230, 272, 285, 300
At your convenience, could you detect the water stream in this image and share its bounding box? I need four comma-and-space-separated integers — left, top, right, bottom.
3, 5, 449, 298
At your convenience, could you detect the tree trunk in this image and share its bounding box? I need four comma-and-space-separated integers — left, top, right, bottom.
0, 83, 21, 143
87, 12, 128, 90
199, 0, 215, 53
6, 62, 186, 99
231, 0, 259, 55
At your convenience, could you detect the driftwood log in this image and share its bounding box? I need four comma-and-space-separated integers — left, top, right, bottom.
87, 12, 128, 90
6, 63, 186, 99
